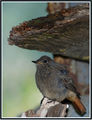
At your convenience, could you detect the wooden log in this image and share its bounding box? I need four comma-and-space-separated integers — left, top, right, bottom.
47, 3, 66, 14
8, 4, 89, 61
20, 97, 68, 117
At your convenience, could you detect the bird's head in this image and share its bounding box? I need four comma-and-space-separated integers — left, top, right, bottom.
32, 56, 52, 66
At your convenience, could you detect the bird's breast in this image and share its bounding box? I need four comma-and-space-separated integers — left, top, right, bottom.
36, 68, 52, 95
35, 67, 67, 101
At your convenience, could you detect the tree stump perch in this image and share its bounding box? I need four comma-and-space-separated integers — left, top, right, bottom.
20, 97, 68, 117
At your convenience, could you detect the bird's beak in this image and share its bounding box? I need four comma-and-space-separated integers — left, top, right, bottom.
32, 61, 37, 64
32, 60, 43, 64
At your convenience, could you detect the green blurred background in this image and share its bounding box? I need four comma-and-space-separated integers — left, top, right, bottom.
2, 2, 52, 117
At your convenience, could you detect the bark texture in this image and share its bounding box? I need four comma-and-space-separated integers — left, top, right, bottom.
8, 4, 89, 61
20, 97, 68, 117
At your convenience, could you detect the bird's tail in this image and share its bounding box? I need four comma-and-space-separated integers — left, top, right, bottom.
69, 95, 86, 115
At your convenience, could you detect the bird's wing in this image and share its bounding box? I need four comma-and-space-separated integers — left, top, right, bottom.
62, 76, 80, 97
54, 62, 79, 96
50, 61, 80, 97
50, 61, 69, 75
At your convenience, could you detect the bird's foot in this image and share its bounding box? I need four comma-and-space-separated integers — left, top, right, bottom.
47, 98, 57, 104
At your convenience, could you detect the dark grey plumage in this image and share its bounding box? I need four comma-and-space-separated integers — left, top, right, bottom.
33, 56, 79, 102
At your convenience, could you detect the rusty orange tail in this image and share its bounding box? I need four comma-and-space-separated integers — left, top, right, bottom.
71, 96, 86, 115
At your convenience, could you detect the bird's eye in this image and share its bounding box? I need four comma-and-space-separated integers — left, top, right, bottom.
43, 60, 48, 63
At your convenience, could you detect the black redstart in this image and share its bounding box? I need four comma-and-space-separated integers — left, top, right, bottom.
32, 56, 86, 115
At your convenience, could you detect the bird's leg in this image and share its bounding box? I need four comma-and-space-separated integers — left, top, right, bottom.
40, 97, 44, 105
40, 97, 45, 105
41, 97, 58, 105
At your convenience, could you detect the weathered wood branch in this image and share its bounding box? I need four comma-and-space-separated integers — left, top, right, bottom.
20, 97, 68, 117
8, 4, 89, 61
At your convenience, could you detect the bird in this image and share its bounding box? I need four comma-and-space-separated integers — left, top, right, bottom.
32, 55, 86, 115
